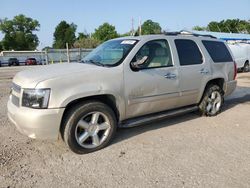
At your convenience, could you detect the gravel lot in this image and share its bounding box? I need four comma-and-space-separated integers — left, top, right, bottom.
0, 66, 250, 188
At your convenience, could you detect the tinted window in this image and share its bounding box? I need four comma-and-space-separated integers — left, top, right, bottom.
175, 39, 203, 66
132, 40, 173, 69
202, 41, 233, 62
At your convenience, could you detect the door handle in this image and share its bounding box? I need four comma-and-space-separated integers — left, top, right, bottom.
200, 68, 209, 75
165, 73, 177, 80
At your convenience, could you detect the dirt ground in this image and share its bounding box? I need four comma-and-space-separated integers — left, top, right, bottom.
0, 66, 250, 188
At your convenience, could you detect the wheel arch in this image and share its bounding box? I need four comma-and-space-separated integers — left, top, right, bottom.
199, 78, 225, 104
59, 94, 120, 140
62, 94, 120, 121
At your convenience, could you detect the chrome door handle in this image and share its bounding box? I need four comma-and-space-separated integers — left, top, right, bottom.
200, 68, 209, 75
165, 73, 177, 80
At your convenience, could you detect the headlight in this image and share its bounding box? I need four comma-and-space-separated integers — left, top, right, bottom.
22, 89, 50, 109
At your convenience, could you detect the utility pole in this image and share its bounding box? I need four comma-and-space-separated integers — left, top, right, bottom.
216, 25, 221, 32
236, 27, 241, 33
66, 43, 70, 63
226, 26, 231, 33
131, 17, 135, 36
139, 17, 142, 35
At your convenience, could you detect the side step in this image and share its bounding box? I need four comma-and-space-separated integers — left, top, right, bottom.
119, 105, 198, 128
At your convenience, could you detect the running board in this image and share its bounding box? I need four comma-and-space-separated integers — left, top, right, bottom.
120, 105, 198, 128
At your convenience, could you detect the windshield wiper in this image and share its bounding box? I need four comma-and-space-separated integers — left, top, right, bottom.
85, 60, 105, 67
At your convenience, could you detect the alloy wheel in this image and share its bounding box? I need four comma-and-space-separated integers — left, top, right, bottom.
206, 91, 222, 115
75, 111, 111, 149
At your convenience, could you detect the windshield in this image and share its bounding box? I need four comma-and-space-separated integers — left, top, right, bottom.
82, 39, 138, 66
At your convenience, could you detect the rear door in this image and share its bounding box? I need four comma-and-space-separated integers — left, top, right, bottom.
174, 38, 212, 107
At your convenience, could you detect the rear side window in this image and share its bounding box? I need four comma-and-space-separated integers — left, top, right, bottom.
175, 39, 203, 66
202, 41, 233, 63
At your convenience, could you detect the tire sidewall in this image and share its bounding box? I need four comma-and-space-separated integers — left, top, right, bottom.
199, 85, 224, 116
64, 101, 117, 154
244, 62, 249, 72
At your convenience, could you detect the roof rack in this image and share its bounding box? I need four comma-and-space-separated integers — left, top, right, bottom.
163, 30, 217, 39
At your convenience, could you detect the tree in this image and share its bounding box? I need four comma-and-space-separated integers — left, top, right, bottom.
0, 14, 40, 50
193, 19, 250, 33
74, 38, 100, 48
92, 23, 118, 42
77, 32, 88, 40
42, 46, 52, 51
141, 20, 162, 35
192, 26, 207, 31
53, 21, 77, 48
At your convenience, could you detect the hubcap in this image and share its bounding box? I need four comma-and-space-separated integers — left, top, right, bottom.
244, 63, 249, 72
75, 112, 111, 149
206, 91, 222, 115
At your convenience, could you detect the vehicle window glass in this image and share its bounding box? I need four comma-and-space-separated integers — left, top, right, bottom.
132, 40, 173, 68
175, 39, 203, 66
202, 40, 233, 62
83, 39, 138, 66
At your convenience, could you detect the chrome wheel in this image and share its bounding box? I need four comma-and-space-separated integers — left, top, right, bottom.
206, 91, 222, 115
75, 112, 111, 149
244, 62, 249, 72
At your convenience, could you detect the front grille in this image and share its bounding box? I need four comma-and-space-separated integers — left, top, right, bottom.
12, 83, 21, 93
11, 94, 20, 107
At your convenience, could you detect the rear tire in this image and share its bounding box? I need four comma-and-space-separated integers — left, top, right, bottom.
62, 101, 117, 154
198, 85, 224, 116
243, 61, 249, 72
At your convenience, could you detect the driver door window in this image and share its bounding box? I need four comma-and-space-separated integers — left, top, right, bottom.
132, 40, 173, 69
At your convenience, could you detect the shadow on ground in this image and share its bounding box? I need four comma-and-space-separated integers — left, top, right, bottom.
113, 85, 250, 145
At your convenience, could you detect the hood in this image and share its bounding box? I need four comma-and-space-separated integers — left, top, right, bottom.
13, 63, 102, 88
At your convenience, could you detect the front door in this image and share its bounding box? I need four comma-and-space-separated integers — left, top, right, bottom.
124, 39, 180, 119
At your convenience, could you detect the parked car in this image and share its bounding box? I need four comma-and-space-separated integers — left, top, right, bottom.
25, 58, 37, 65
7, 33, 237, 154
8, 58, 19, 66
0, 60, 2, 67
228, 42, 250, 72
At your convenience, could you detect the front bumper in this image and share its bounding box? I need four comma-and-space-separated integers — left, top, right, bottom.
7, 100, 65, 140
224, 80, 237, 96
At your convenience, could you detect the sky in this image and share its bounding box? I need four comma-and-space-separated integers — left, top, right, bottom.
1, 0, 250, 49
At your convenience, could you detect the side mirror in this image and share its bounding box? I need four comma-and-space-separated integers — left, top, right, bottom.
131, 56, 148, 70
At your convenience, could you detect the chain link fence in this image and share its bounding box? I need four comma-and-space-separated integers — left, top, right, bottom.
46, 48, 92, 64
0, 48, 93, 65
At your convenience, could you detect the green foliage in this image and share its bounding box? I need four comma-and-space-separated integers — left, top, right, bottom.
53, 21, 77, 48
192, 26, 207, 31
119, 32, 131, 37
42, 46, 52, 51
92, 23, 118, 42
141, 20, 162, 35
77, 32, 88, 40
0, 14, 40, 50
74, 37, 100, 48
193, 19, 250, 33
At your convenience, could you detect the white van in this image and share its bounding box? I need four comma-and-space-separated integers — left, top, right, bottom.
228, 42, 250, 72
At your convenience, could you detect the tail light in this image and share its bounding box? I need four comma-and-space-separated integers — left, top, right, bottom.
233, 61, 237, 80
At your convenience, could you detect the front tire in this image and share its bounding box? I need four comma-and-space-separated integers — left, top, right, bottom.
243, 61, 249, 72
62, 101, 117, 154
198, 85, 224, 116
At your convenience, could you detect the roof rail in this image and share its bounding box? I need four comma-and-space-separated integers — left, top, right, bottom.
163, 30, 217, 39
